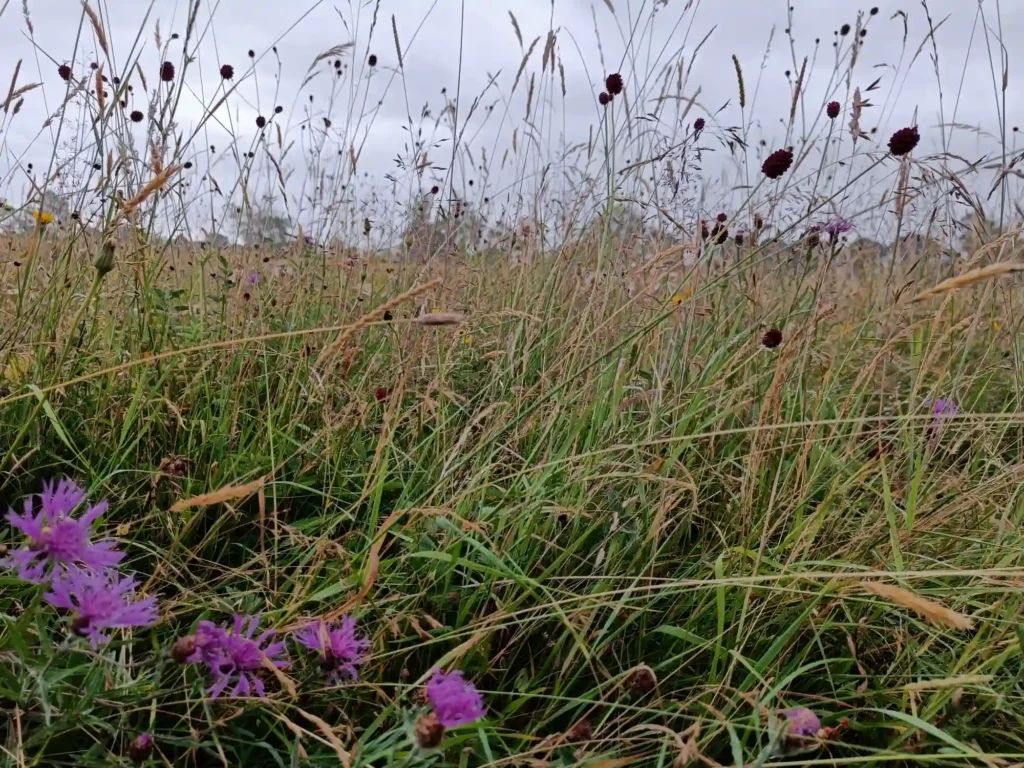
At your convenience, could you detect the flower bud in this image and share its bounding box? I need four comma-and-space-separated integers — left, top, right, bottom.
95, 240, 116, 275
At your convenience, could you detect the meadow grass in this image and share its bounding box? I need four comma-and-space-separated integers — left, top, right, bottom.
3, 0, 1024, 766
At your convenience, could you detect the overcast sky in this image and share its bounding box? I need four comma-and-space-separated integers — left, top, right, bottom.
0, 0, 1021, 240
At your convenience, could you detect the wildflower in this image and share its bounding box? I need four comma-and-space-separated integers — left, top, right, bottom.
716, 212, 728, 223
275, 105, 283, 114
671, 288, 694, 307
374, 387, 389, 402
160, 62, 175, 82
255, 115, 266, 128
693, 117, 705, 134
294, 616, 369, 683
58, 64, 73, 81
993, 321, 1001, 331
44, 567, 158, 648
129, 733, 154, 765
605, 73, 624, 96
888, 126, 920, 156
426, 669, 486, 728
782, 707, 820, 738
710, 223, 728, 245
840, 23, 851, 35
4, 478, 123, 583
624, 666, 656, 696
430, 185, 439, 194
926, 397, 959, 442
871, 7, 879, 14
566, 719, 593, 744
170, 634, 196, 664
826, 101, 840, 119
130, 110, 144, 123
762, 329, 783, 348
823, 217, 853, 239
31, 211, 55, 226
762, 148, 794, 179
219, 64, 234, 80
414, 712, 446, 749
186, 614, 289, 699
246, 272, 259, 286
598, 92, 611, 106
734, 232, 745, 246
248, 49, 255, 58
368, 54, 378, 66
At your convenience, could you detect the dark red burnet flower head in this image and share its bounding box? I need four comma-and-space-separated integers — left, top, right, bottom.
255, 115, 266, 128
761, 148, 794, 179
374, 387, 390, 402
716, 212, 727, 223
220, 64, 234, 80
762, 329, 783, 348
826, 101, 840, 119
130, 110, 144, 123
710, 224, 728, 245
598, 92, 611, 106
58, 64, 73, 82
693, 117, 705, 134
888, 126, 920, 156
160, 61, 175, 82
605, 73, 624, 96
368, 54, 378, 67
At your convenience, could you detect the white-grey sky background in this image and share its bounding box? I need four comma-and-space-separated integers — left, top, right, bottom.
0, 0, 1021, 242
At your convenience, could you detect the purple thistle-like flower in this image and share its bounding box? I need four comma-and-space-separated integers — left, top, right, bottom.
187, 614, 288, 699
44, 567, 158, 648
426, 669, 486, 728
5, 478, 123, 584
294, 616, 369, 683
929, 398, 959, 419
246, 272, 260, 285
782, 707, 820, 738
823, 217, 853, 238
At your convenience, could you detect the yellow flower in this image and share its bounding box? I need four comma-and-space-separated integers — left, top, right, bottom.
3, 352, 32, 383
993, 321, 1001, 332
32, 210, 55, 226
462, 334, 474, 345
671, 287, 694, 307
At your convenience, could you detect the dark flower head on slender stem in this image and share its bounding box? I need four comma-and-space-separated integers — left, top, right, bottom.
4, 478, 123, 583
160, 62, 175, 82
44, 567, 158, 648
693, 117, 705, 134
129, 733, 154, 765
888, 126, 920, 156
598, 92, 611, 106
294, 616, 369, 683
255, 115, 266, 129
761, 148, 794, 179
604, 73, 624, 96
58, 64, 72, 82
762, 329, 783, 349
368, 54, 378, 66
186, 614, 289, 698
219, 64, 234, 80
426, 669, 486, 728
826, 101, 840, 119
130, 110, 144, 123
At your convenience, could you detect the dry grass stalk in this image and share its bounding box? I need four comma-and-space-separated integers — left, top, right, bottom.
911, 262, 1024, 302
82, 1, 109, 57
169, 475, 267, 512
119, 165, 180, 218
860, 581, 974, 630
790, 56, 806, 122
390, 15, 403, 69
2, 82, 40, 114
94, 67, 105, 114
904, 675, 992, 692
413, 312, 464, 326
315, 278, 443, 367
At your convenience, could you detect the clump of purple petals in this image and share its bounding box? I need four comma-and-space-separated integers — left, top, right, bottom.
426, 669, 486, 728
782, 707, 820, 738
44, 567, 158, 648
294, 615, 369, 683
929, 397, 959, 419
246, 272, 260, 285
807, 217, 853, 243
186, 614, 288, 698
4, 478, 123, 584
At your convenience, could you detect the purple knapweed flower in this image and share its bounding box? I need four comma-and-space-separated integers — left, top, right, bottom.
44, 567, 158, 648
925, 397, 959, 443
823, 217, 853, 239
426, 669, 486, 728
246, 272, 260, 286
782, 707, 820, 738
187, 614, 288, 699
5, 478, 123, 584
294, 615, 369, 683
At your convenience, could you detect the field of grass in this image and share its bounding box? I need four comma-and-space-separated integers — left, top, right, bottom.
3, 0, 1024, 766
